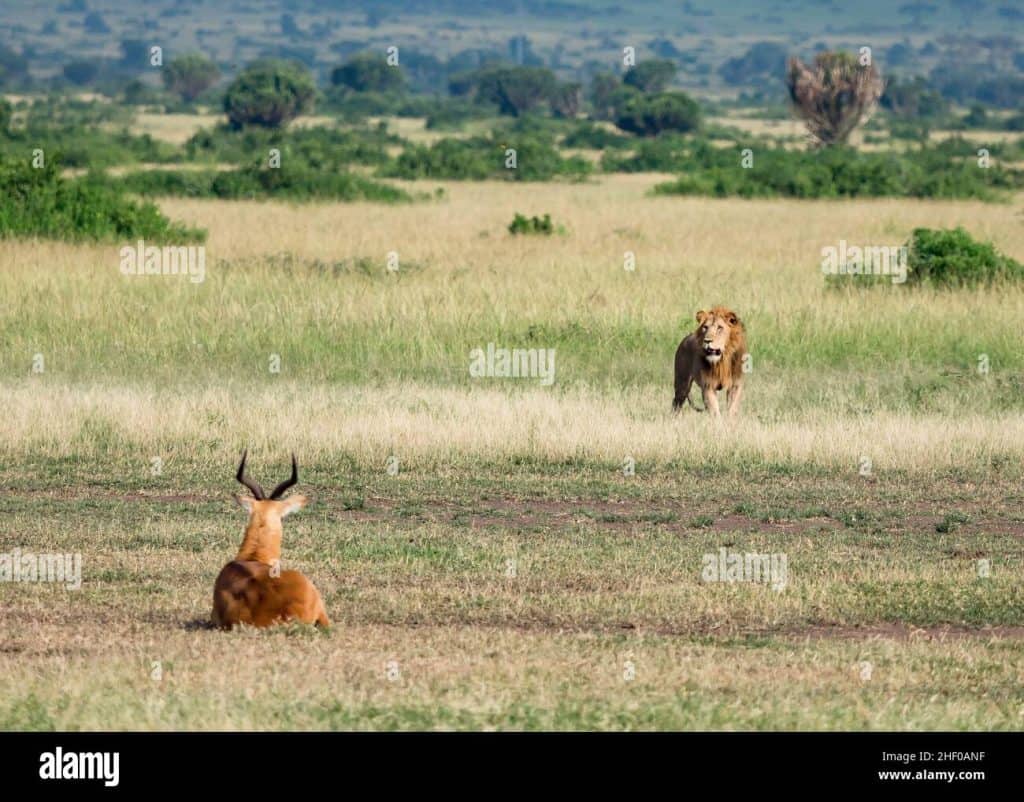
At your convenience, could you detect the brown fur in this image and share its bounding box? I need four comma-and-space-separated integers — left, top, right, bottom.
672, 306, 747, 419
211, 495, 329, 629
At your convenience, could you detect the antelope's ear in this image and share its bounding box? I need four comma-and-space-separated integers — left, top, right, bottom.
696, 309, 708, 325
235, 495, 256, 513
280, 494, 308, 517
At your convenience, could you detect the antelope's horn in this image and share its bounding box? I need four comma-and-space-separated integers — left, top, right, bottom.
236, 450, 265, 500
268, 454, 298, 500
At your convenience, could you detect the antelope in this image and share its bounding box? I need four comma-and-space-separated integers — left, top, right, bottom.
211, 452, 329, 629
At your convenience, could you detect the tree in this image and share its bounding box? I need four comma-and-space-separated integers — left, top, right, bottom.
451, 65, 556, 116
83, 11, 110, 34
589, 73, 617, 118
0, 98, 11, 131
0, 43, 29, 86
615, 92, 701, 136
880, 76, 947, 118
623, 59, 677, 93
550, 82, 582, 118
898, 3, 937, 26
494, 66, 556, 115
121, 38, 149, 67
785, 51, 884, 146
331, 52, 404, 93
163, 53, 220, 102
719, 42, 788, 86
63, 59, 99, 86
223, 59, 315, 129
281, 14, 301, 37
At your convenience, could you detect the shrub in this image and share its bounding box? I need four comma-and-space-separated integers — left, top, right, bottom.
561, 121, 631, 150
122, 79, 167, 106
825, 227, 1024, 289
113, 162, 411, 203
508, 212, 553, 235
223, 59, 315, 129
1, 121, 178, 168
319, 89, 435, 120
184, 124, 396, 168
382, 134, 591, 181
650, 143, 1022, 200
903, 227, 1024, 287
0, 157, 204, 243
424, 99, 497, 130
602, 134, 696, 172
614, 92, 701, 136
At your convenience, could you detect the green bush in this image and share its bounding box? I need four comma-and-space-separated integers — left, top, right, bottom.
223, 59, 315, 129
903, 227, 1024, 287
382, 134, 591, 181
508, 212, 553, 235
561, 121, 631, 149
614, 92, 701, 136
424, 99, 498, 130
184, 124, 397, 168
114, 162, 410, 203
825, 227, 1024, 289
0, 157, 204, 243
2, 99, 179, 168
2, 126, 179, 169
320, 89, 437, 121
602, 134, 697, 172
650, 142, 1022, 200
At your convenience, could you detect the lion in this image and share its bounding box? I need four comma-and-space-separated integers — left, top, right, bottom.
672, 306, 747, 419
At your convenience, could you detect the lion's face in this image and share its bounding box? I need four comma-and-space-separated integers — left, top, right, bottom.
696, 308, 739, 365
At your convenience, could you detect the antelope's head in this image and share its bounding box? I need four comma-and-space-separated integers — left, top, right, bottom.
233, 451, 308, 564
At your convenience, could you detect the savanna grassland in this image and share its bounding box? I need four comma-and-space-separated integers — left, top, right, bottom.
1, 168, 1023, 730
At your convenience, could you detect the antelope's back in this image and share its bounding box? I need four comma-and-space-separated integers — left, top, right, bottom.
212, 560, 322, 628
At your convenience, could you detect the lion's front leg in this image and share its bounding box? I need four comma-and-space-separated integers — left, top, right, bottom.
703, 386, 721, 418
726, 383, 743, 419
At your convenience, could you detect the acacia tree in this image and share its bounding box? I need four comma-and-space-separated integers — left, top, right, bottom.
163, 53, 220, 102
785, 51, 884, 146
